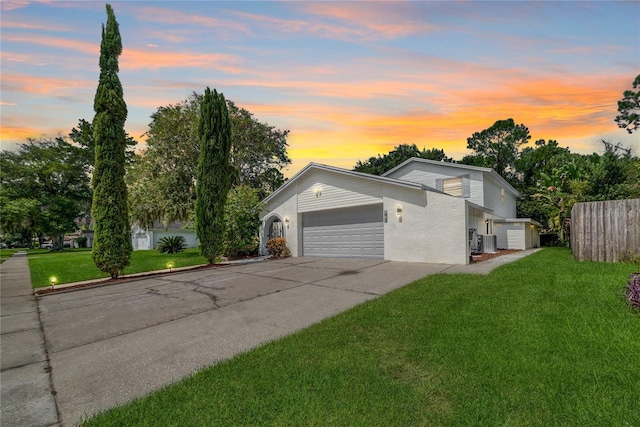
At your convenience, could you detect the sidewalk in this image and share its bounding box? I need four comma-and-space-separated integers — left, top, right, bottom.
0, 252, 59, 426
442, 248, 542, 275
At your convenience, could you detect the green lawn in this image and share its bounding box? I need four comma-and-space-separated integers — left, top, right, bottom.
28, 248, 209, 288
82, 248, 640, 427
0, 248, 20, 263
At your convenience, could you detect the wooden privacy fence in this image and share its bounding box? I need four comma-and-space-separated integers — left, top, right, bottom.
571, 199, 640, 262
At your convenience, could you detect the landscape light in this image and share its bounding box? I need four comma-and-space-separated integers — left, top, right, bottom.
50, 276, 57, 289
167, 262, 174, 272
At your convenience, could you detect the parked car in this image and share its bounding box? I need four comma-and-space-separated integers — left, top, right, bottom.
40, 241, 54, 249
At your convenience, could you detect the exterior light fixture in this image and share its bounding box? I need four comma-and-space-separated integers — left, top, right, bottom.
50, 276, 57, 290
284, 217, 290, 228
396, 205, 403, 222
167, 262, 174, 272
315, 186, 322, 197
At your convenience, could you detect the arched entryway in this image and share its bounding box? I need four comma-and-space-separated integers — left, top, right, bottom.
262, 215, 285, 254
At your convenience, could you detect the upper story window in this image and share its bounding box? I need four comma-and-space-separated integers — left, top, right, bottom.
443, 177, 463, 197
437, 175, 470, 198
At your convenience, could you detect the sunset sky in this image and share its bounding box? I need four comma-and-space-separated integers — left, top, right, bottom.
2, 1, 639, 176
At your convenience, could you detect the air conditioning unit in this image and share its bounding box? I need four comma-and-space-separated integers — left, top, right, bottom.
482, 234, 497, 253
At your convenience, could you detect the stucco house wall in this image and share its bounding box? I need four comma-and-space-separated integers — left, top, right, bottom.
381, 185, 467, 264
494, 220, 540, 250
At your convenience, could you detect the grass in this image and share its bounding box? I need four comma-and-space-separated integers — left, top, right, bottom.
82, 248, 640, 427
0, 248, 20, 263
28, 248, 209, 288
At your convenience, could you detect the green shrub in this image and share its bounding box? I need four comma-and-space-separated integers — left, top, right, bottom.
266, 237, 291, 258
223, 185, 263, 257
75, 236, 88, 248
157, 236, 187, 254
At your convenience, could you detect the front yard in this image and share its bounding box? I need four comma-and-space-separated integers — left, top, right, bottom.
82, 248, 640, 426
27, 248, 210, 288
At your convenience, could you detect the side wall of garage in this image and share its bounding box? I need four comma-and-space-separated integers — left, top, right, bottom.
383, 186, 468, 264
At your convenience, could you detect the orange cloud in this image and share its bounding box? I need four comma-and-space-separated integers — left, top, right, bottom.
1, 73, 92, 96
0, 123, 68, 149
121, 48, 242, 73
253, 71, 634, 177
5, 35, 97, 55
4, 34, 242, 73
0, 19, 71, 31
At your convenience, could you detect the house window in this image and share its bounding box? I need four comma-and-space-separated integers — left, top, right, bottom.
501, 188, 505, 204
437, 176, 470, 198
442, 177, 463, 197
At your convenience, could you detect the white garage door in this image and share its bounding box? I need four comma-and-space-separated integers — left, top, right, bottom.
302, 204, 384, 258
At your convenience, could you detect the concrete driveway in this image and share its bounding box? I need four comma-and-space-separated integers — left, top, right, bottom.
37, 257, 453, 426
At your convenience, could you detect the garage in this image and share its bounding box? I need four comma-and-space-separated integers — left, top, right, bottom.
302, 204, 384, 258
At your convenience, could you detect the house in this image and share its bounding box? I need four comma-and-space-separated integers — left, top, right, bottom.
131, 222, 198, 250
259, 158, 540, 264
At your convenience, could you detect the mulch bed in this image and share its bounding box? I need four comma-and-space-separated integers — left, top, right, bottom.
470, 249, 522, 263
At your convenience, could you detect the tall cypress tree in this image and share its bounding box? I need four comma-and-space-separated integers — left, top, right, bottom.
196, 87, 232, 264
91, 4, 131, 278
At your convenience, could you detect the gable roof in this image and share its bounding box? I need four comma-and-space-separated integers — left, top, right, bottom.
263, 162, 437, 204
381, 157, 520, 197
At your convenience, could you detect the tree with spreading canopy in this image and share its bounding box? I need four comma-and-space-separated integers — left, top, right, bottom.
91, 4, 132, 278
69, 118, 137, 171
516, 140, 639, 245
353, 144, 452, 175
128, 93, 290, 228
196, 88, 232, 264
0, 137, 92, 248
463, 118, 531, 184
615, 74, 640, 134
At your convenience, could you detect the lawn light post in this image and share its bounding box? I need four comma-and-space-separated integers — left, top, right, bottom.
167, 262, 174, 272
50, 276, 57, 290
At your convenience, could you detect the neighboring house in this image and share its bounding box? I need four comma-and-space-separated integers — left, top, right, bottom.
260, 158, 540, 264
131, 222, 198, 250
82, 230, 94, 248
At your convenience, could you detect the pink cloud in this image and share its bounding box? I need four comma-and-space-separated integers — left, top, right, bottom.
132, 6, 251, 36
301, 2, 438, 38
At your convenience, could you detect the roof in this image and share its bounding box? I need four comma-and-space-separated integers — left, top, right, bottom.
263, 162, 438, 204
381, 157, 521, 198
493, 218, 543, 227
